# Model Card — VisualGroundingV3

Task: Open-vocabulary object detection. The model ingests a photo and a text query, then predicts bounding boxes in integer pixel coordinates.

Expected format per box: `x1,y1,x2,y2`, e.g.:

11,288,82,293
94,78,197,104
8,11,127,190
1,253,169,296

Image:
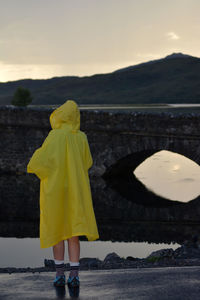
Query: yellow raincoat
27,100,99,248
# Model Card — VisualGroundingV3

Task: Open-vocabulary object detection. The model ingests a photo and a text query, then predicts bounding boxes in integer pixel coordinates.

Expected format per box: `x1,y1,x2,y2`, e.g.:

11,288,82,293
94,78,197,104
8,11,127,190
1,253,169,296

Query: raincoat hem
40,232,99,249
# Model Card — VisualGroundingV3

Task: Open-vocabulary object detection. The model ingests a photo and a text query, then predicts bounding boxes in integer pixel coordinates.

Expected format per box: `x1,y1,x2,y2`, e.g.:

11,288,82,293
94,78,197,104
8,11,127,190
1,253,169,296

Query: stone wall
0,106,200,242
1,106,200,175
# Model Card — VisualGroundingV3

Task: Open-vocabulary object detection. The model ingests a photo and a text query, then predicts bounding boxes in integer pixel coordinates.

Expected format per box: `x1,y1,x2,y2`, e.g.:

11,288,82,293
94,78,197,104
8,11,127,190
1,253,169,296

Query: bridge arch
1,107,200,225
101,134,200,207
101,133,200,177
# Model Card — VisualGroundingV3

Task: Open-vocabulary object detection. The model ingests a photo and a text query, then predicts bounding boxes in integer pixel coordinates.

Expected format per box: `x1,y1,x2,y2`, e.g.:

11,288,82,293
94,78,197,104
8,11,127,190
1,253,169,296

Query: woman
27,100,99,287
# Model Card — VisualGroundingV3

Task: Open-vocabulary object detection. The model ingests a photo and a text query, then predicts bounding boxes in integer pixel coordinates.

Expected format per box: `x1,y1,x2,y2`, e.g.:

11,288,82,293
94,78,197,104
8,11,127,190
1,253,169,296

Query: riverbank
1,241,200,274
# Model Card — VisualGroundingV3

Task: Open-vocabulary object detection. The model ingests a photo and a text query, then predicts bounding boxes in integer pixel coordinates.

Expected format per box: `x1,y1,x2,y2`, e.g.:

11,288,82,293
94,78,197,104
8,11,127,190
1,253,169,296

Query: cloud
136,53,162,60
0,62,66,82
0,60,139,82
166,32,180,40
179,178,195,182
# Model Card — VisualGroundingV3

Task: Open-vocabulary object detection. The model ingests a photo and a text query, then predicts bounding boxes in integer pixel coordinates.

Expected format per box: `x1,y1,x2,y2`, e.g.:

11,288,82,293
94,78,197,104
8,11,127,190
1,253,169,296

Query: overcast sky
0,0,200,82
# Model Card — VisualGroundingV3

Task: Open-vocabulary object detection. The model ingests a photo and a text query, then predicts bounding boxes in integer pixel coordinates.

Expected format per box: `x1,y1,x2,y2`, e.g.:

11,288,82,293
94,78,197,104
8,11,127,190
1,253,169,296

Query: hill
0,53,200,105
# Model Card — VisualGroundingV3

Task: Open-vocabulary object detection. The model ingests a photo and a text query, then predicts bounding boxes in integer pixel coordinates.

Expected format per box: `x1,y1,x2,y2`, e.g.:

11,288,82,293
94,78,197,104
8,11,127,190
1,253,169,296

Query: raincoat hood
50,100,80,132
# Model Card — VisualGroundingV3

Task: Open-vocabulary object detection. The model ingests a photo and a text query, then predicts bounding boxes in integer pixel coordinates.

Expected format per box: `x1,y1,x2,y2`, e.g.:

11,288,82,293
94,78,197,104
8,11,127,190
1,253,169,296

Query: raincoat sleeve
85,135,93,170
27,130,56,180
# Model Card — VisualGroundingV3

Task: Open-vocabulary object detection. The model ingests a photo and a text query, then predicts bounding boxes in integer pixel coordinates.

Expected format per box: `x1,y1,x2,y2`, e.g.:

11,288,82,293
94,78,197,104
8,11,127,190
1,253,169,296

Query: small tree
11,87,32,107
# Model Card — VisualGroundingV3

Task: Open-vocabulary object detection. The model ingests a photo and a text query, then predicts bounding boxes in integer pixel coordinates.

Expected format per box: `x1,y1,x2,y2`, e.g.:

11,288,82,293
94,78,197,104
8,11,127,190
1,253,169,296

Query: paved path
0,266,200,299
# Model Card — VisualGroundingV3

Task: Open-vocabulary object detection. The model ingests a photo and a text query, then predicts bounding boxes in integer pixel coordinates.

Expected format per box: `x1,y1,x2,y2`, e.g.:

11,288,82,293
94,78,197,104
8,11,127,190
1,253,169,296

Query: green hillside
0,53,200,105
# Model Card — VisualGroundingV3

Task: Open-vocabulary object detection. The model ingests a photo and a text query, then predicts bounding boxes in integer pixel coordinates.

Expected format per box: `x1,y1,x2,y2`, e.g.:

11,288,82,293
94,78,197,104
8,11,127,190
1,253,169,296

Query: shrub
11,87,32,106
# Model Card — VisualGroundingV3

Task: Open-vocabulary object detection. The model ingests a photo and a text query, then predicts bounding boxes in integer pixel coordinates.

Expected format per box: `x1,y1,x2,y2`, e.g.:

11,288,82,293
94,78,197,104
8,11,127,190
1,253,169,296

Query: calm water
0,238,179,268
1,103,199,268
1,149,199,268
80,103,200,111
27,103,200,113
134,150,200,202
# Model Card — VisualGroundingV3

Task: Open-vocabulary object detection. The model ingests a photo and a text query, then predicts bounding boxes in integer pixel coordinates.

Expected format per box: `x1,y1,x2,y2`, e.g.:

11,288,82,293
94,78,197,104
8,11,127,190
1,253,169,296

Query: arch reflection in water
134,150,200,203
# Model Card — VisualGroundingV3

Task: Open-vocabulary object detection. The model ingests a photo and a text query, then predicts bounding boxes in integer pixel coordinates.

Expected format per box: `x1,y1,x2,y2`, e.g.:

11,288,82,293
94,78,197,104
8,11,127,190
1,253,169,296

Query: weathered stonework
0,106,200,243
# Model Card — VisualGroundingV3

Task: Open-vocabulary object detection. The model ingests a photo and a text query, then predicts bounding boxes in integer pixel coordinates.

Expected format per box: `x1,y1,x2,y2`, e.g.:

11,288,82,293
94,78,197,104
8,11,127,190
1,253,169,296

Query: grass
147,256,162,263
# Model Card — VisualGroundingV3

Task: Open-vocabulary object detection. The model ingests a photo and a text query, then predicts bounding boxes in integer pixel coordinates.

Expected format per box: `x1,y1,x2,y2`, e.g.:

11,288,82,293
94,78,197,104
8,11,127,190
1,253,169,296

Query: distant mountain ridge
114,53,194,73
0,52,200,105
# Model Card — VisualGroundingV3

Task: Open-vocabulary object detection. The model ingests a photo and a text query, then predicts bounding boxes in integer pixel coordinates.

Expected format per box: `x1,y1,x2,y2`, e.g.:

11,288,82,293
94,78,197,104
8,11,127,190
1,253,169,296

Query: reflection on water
0,237,179,268
1,104,200,270
1,220,200,246
134,150,200,202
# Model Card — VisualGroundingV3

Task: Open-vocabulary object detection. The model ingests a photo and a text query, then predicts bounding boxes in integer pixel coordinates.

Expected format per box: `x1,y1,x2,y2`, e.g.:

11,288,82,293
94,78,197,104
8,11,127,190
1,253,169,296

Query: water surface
134,150,200,202
0,238,179,268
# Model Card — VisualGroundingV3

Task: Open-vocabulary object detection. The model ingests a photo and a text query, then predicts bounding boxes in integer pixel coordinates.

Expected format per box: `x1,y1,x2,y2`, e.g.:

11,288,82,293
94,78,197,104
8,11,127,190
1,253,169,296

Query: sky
0,0,200,82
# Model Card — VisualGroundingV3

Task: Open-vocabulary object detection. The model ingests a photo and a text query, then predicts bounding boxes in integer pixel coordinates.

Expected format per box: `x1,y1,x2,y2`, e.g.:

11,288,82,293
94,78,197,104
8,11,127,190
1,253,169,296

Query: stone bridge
0,106,200,244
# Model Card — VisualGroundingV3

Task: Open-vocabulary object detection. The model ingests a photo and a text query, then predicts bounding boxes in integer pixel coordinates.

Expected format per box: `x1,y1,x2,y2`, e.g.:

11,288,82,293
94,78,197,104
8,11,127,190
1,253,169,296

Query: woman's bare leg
67,236,80,262
53,240,65,260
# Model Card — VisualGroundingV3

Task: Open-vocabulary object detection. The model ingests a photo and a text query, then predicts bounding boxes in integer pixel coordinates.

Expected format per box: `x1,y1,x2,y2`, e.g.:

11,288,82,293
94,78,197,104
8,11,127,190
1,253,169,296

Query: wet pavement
0,266,200,299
